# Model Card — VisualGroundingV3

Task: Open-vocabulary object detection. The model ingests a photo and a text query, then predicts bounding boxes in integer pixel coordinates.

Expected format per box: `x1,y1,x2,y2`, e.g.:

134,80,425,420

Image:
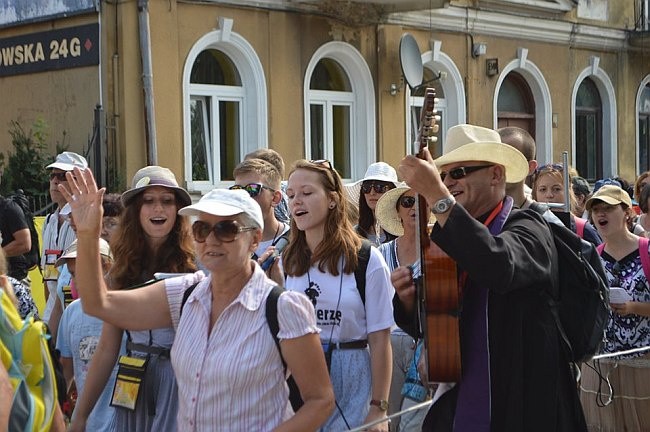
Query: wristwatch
431,195,456,214
370,399,389,411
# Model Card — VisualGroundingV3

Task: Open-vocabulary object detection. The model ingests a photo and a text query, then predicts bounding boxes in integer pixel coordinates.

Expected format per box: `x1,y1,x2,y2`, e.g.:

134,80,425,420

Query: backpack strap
596,243,605,255
179,282,200,317
354,240,372,307
575,217,587,239
639,237,650,281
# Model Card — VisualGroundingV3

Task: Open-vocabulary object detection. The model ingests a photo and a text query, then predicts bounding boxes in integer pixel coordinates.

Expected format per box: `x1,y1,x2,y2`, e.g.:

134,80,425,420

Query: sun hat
46,151,88,171
178,188,264,230
434,124,528,183
56,238,112,267
375,187,411,236
585,184,632,211
344,162,400,205
121,166,192,207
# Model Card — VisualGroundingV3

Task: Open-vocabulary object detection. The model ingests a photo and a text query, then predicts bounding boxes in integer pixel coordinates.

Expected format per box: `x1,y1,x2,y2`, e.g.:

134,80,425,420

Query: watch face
433,197,453,214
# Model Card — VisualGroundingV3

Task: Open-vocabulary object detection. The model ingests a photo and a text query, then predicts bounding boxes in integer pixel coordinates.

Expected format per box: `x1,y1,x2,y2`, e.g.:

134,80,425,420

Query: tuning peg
434,115,441,122
432,125,439,133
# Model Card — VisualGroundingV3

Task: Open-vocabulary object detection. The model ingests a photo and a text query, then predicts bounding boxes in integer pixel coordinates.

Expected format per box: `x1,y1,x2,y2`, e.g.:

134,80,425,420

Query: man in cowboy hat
392,124,586,432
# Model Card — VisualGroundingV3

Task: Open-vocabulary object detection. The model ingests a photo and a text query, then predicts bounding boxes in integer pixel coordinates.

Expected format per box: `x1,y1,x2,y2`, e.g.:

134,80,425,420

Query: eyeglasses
229,183,275,198
535,163,564,173
399,195,416,208
49,172,68,181
440,165,493,182
361,182,394,194
192,220,257,243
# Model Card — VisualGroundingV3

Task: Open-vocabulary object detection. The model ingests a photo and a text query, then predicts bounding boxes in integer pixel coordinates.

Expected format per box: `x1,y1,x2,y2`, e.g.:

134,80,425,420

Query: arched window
190,50,243,183
304,42,375,181
182,23,268,192
410,68,445,157
308,59,353,178
639,84,650,172
497,72,535,139
575,78,603,182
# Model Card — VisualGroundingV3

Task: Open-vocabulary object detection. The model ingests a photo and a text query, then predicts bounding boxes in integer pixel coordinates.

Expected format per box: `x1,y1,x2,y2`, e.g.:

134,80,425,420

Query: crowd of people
1,123,649,431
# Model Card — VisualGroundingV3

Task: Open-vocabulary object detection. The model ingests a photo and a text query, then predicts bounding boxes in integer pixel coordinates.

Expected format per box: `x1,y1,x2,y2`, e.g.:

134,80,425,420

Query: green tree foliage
0,119,62,211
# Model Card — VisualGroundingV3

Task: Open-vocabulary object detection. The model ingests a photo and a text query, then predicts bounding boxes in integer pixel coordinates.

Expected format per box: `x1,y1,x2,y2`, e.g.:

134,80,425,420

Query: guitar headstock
416,88,440,158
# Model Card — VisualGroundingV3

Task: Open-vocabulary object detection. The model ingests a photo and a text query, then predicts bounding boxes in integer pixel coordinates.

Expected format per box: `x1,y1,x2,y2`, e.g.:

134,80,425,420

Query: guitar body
414,89,462,383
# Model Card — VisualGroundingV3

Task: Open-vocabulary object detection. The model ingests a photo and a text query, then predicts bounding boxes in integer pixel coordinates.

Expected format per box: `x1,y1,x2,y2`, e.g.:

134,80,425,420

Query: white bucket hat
47,151,88,171
178,189,264,230
344,162,400,206
121,166,192,207
434,124,529,183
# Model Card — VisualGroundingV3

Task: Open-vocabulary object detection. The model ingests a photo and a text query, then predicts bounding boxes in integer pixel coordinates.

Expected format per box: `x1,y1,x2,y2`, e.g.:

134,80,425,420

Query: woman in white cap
579,185,650,431
284,159,394,431
60,168,334,431
375,187,428,432
69,166,196,432
346,162,400,246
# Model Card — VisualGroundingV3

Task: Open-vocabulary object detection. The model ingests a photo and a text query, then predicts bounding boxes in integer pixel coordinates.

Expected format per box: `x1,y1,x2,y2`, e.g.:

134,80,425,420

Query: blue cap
593,178,621,194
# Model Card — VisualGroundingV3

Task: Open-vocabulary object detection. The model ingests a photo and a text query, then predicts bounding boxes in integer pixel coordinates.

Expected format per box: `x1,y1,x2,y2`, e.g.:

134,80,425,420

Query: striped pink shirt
166,265,319,431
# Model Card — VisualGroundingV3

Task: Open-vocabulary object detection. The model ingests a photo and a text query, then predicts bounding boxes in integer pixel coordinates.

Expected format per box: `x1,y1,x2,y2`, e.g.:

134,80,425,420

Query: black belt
323,339,368,350
126,341,171,358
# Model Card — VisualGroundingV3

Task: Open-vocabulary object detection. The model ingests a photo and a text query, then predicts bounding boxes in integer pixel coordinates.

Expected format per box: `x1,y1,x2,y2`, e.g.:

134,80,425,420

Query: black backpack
1,190,40,270
529,203,610,363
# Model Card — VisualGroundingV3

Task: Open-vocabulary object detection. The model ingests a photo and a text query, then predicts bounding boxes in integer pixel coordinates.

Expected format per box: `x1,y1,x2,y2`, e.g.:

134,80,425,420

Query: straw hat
56,238,112,267
434,124,529,183
122,166,192,207
375,187,411,236
344,162,400,206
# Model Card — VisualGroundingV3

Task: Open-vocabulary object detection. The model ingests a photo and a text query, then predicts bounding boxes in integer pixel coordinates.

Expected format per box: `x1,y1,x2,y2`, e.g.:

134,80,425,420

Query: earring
329,203,336,209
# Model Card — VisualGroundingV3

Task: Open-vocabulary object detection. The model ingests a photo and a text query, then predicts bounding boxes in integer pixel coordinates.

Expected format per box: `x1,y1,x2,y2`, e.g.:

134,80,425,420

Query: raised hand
57,167,105,237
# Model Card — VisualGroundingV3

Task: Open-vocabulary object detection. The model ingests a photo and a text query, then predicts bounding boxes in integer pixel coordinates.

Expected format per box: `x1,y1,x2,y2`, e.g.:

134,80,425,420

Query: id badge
110,355,148,411
44,249,62,281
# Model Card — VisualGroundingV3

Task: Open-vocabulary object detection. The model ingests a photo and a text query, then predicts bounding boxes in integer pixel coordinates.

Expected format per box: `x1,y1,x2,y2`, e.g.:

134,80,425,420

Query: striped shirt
166,265,319,431
41,208,76,322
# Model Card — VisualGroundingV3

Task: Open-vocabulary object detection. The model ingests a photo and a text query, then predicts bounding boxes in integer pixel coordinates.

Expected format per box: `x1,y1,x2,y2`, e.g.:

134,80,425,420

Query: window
182,23,268,192
410,68,445,158
304,42,375,181
189,50,243,183
639,84,650,172
497,72,535,139
307,59,354,179
575,78,603,182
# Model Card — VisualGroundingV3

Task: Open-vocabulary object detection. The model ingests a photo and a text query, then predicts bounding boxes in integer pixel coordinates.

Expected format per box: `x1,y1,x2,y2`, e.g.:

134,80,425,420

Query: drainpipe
138,0,157,165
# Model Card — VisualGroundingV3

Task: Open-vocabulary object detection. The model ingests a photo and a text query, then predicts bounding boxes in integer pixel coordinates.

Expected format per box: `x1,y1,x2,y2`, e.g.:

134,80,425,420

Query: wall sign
0,23,99,77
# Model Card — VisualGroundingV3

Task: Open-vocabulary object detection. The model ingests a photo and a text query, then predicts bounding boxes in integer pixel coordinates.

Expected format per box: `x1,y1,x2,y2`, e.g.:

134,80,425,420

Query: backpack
596,237,650,280
529,203,610,363
0,288,58,431
1,190,41,270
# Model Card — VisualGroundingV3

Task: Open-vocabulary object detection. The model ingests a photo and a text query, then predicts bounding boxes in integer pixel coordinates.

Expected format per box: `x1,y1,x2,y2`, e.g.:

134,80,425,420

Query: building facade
0,0,648,193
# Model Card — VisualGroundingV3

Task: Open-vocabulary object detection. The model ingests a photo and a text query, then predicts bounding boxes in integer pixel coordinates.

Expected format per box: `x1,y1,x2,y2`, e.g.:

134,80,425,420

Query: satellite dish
399,33,423,90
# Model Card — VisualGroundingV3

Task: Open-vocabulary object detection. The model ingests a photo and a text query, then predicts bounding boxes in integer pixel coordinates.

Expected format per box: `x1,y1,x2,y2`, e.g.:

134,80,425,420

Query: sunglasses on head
310,159,334,171
192,220,257,243
361,182,394,194
440,165,493,182
49,172,69,181
229,183,275,198
535,163,564,173
399,195,416,209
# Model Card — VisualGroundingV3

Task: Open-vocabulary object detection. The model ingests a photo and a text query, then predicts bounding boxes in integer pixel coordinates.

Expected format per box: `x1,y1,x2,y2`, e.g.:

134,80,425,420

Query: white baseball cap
178,189,264,230
47,151,88,171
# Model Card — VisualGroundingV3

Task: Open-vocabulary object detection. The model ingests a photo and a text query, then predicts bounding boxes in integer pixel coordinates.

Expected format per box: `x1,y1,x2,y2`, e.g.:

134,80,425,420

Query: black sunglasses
399,195,416,208
361,182,394,194
440,165,493,182
229,183,275,198
49,172,68,181
192,220,257,243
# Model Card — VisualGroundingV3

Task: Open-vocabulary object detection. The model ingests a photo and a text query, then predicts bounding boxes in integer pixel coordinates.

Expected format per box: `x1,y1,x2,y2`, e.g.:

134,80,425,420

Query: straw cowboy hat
122,166,192,207
375,186,436,236
434,124,529,183
344,162,400,206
